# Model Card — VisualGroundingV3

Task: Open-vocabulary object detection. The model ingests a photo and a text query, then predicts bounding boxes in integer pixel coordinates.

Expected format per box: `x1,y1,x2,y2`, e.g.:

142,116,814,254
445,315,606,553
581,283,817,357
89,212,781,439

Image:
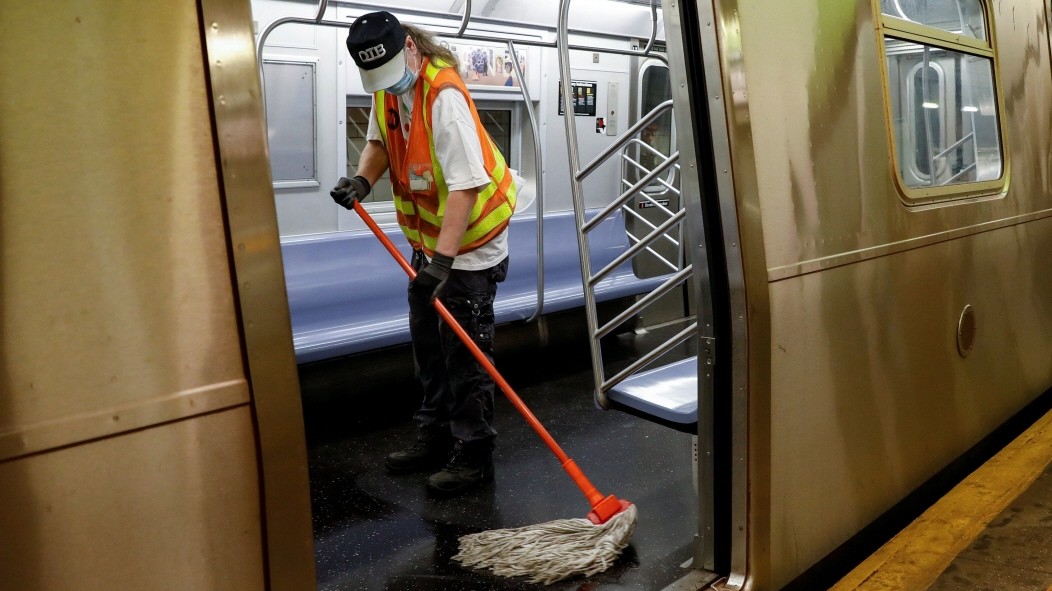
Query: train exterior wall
713,0,1052,587
0,1,314,588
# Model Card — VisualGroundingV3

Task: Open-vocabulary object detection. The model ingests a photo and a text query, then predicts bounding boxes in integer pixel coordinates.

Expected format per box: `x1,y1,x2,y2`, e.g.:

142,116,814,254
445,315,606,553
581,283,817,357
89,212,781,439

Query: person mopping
335,11,637,583
332,11,518,498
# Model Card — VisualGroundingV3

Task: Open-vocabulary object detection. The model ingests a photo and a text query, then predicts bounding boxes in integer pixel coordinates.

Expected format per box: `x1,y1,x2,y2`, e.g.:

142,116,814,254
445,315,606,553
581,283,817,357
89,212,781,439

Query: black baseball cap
346,11,407,93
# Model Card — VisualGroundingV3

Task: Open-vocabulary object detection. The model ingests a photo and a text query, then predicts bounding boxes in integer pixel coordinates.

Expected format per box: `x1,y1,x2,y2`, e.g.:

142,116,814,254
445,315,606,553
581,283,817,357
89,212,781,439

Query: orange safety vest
374,58,516,256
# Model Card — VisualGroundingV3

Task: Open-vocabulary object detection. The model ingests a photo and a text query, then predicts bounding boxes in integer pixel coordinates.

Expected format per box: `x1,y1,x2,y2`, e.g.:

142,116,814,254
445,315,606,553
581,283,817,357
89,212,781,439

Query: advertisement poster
558,80,598,116
439,39,527,89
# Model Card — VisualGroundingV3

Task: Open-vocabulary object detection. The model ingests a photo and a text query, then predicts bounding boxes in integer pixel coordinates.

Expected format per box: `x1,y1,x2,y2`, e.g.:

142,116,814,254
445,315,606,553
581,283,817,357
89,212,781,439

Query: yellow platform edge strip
831,408,1052,591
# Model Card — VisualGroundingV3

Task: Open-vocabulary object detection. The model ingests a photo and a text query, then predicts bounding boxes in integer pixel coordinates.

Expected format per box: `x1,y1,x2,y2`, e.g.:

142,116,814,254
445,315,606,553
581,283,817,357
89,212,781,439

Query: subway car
2,0,1050,590
254,0,683,363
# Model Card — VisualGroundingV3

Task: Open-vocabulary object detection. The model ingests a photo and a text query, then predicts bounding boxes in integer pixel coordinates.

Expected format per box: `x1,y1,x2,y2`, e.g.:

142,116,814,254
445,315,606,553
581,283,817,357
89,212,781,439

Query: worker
332,11,518,498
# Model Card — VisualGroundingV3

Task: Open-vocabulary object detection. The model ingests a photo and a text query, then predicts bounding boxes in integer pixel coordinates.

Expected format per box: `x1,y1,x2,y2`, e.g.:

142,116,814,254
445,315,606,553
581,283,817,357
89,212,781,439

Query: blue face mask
386,64,417,96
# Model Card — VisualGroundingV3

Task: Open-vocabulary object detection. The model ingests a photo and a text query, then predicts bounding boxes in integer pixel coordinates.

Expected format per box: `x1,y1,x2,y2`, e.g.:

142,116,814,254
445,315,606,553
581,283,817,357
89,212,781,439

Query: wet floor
300,323,699,591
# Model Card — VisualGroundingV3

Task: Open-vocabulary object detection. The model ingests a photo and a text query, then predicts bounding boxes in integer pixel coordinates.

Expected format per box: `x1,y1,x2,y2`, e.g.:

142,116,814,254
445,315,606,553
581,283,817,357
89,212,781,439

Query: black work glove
330,175,371,209
410,253,454,303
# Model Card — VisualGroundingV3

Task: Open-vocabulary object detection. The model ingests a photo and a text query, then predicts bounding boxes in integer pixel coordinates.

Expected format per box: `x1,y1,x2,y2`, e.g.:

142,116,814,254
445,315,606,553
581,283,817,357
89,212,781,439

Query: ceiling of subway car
330,0,665,39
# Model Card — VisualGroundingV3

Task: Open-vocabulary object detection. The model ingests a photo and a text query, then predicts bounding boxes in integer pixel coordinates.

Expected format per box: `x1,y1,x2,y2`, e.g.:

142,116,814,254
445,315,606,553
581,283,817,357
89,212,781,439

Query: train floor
299,314,1052,591
832,396,1052,591
299,322,700,591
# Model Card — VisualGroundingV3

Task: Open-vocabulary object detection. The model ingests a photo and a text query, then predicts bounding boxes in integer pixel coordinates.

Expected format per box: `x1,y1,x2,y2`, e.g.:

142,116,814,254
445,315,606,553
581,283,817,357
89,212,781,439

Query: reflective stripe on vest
374,57,516,255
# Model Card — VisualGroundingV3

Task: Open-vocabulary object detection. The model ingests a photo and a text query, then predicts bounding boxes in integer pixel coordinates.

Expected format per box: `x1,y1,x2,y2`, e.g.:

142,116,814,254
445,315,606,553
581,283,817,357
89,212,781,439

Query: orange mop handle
352,202,622,517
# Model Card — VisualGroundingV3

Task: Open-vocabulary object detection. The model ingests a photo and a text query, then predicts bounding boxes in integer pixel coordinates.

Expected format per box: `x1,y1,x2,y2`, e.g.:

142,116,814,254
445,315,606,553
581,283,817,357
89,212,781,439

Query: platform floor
834,404,1052,591
299,328,700,591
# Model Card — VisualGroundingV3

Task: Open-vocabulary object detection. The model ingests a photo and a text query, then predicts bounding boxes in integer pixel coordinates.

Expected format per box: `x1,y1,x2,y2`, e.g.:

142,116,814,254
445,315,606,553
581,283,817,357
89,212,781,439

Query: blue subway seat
282,210,668,364
607,356,698,425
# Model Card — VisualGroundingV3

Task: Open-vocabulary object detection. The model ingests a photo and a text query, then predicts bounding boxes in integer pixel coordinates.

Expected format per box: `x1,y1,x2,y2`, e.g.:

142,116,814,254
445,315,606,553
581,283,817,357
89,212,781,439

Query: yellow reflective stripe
473,186,494,217
490,158,507,181
426,129,450,217
400,226,422,243
415,205,442,227
461,203,514,245
473,176,517,219
449,177,515,224
506,181,518,208
478,184,496,201
393,197,416,216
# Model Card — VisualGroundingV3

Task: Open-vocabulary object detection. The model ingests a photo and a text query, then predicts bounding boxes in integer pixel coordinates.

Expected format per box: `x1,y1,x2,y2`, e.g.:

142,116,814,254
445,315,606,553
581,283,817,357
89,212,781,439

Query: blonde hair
402,24,460,71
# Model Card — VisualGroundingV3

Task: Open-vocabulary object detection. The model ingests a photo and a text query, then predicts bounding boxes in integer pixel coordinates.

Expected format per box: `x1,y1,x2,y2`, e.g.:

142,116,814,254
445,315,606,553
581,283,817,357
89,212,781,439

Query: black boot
426,440,494,498
385,425,454,474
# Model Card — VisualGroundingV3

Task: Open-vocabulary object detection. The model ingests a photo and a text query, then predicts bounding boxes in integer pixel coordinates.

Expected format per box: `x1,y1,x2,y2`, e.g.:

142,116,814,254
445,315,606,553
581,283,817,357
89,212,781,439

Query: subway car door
625,54,680,281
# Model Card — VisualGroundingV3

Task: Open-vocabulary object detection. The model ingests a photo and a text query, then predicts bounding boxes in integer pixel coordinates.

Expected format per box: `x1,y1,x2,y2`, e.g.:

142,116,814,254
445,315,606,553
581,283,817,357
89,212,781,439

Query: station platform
834,403,1052,591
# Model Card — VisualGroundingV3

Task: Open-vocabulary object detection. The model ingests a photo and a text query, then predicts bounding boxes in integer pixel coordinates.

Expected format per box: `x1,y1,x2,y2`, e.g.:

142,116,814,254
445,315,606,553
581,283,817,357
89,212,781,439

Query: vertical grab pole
557,0,608,408
454,0,548,323
507,39,547,323
312,0,328,22
455,0,472,37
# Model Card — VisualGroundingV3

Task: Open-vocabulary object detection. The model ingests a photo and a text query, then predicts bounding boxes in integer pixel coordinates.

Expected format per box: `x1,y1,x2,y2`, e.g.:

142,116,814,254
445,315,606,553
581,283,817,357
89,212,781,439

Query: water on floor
300,324,699,591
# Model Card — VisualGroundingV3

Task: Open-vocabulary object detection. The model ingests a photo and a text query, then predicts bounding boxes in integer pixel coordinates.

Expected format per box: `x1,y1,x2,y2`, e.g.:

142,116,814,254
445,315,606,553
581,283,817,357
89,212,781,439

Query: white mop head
452,504,638,584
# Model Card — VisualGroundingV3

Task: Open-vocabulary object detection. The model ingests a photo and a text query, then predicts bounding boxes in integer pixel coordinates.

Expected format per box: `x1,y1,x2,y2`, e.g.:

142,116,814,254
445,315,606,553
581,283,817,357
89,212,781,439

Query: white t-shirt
367,88,517,271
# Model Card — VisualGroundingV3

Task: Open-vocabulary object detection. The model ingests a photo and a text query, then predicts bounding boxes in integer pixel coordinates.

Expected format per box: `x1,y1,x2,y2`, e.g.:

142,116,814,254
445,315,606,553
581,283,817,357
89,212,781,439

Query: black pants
408,253,509,444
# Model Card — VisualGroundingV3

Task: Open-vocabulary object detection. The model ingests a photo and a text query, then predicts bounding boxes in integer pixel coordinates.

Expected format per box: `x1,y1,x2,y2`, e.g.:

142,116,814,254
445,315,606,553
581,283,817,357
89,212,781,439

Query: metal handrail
627,136,677,161
623,195,681,231
623,234,680,274
456,0,472,37
641,0,659,55
596,266,692,338
618,136,683,268
507,38,547,323
945,162,978,184
623,137,682,183
256,11,668,74
557,0,606,406
620,158,681,215
313,0,329,22
590,209,685,285
558,0,697,409
933,131,975,161
623,206,682,251
578,100,675,180
631,187,682,217
621,156,679,195
629,136,682,170
601,322,698,392
440,5,545,322
624,223,681,271
582,152,680,233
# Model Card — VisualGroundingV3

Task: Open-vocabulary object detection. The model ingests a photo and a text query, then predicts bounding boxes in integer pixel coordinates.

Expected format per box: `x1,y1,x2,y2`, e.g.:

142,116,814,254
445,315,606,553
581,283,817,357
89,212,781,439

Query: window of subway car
346,105,513,206
877,0,1005,202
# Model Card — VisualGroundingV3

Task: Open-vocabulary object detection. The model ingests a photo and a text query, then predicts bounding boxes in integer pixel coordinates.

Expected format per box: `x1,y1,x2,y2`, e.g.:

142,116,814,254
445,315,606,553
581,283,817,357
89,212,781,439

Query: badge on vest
408,169,434,192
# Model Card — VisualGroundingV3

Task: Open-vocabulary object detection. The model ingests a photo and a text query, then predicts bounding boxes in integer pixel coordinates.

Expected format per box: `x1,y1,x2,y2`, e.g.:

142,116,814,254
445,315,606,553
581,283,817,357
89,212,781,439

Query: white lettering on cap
358,43,386,63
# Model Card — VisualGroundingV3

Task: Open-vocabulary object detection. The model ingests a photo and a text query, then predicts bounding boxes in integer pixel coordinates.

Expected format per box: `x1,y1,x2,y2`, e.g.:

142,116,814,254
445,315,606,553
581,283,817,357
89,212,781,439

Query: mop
352,202,637,584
